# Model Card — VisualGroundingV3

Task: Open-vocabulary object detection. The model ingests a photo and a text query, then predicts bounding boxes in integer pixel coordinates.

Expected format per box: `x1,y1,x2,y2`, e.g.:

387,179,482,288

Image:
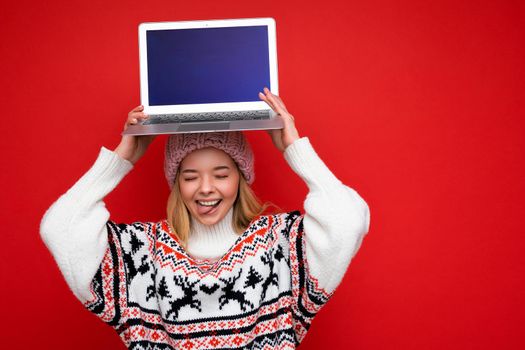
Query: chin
197,217,219,226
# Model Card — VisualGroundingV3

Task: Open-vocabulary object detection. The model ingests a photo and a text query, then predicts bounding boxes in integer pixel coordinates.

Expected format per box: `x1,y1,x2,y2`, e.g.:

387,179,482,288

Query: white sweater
40,137,370,304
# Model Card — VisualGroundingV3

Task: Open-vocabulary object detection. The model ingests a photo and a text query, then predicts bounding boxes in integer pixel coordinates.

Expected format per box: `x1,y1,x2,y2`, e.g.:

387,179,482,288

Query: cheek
178,182,196,203
222,177,240,199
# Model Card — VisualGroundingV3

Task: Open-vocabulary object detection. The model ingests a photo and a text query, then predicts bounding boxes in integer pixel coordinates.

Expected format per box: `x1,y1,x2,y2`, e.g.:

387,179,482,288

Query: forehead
180,147,236,170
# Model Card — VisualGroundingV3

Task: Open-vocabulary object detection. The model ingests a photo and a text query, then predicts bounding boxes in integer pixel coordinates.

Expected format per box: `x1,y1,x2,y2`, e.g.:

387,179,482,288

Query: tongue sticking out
197,201,221,215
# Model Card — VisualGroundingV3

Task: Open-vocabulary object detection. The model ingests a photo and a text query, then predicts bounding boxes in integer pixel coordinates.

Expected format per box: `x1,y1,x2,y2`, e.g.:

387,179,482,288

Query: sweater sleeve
39,147,134,305
283,137,371,295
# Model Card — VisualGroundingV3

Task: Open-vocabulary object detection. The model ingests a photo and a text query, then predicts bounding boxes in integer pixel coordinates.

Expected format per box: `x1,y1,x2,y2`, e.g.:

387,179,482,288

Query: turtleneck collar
186,207,241,262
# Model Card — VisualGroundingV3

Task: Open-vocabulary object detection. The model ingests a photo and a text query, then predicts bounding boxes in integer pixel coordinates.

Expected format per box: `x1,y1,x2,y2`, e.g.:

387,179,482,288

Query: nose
198,175,216,195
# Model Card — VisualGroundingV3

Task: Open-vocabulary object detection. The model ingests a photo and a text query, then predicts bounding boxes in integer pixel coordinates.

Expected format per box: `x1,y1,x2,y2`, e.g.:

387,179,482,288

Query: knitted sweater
40,137,370,349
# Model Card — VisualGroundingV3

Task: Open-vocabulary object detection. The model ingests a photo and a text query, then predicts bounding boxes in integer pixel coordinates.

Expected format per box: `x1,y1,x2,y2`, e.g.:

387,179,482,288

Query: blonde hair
166,167,280,248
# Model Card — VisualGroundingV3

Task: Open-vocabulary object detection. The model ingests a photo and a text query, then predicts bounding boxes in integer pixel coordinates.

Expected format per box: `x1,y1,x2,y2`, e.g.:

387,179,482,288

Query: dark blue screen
146,26,271,105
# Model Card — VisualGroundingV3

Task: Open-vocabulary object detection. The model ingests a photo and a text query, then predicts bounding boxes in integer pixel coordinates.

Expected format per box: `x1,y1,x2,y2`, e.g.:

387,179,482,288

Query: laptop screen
146,26,271,106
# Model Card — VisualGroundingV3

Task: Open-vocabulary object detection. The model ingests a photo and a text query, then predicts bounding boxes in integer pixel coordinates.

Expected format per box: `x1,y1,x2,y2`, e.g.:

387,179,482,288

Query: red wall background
1,0,524,348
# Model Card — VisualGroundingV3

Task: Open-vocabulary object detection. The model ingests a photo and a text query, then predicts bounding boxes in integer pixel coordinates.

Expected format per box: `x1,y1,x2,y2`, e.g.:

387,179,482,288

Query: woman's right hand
114,105,157,165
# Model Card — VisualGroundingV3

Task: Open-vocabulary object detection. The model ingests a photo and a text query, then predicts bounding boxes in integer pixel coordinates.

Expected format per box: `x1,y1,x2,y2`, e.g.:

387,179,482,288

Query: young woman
40,88,370,349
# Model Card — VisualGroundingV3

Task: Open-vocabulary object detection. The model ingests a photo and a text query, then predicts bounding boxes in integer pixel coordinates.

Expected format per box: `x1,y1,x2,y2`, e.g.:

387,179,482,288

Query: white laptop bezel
138,18,278,115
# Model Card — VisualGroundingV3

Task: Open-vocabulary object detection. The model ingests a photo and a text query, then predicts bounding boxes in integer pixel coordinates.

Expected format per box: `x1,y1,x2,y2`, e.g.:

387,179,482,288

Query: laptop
123,18,284,136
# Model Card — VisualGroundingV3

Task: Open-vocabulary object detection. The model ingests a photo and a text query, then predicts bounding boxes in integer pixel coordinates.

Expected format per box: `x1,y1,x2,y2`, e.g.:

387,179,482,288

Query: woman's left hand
259,87,300,153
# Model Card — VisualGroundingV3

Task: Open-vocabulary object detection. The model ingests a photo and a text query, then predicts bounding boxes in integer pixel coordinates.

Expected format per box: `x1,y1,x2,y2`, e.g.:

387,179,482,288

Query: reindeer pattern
117,214,299,322
165,276,202,319
152,242,292,321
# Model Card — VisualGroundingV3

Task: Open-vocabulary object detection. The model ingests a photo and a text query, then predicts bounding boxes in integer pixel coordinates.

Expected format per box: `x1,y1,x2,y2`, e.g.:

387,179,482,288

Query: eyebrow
181,166,231,174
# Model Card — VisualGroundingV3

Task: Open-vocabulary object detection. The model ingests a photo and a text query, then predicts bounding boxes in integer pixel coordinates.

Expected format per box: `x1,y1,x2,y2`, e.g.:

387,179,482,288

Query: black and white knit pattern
84,211,332,349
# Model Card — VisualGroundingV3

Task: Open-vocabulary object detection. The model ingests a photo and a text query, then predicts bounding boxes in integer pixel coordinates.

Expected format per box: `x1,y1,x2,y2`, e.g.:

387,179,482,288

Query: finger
264,88,288,113
259,92,278,111
129,111,149,119
127,117,142,125
263,88,287,116
264,87,286,109
128,112,148,124
128,106,144,119
271,95,292,120
260,90,281,114
274,96,289,113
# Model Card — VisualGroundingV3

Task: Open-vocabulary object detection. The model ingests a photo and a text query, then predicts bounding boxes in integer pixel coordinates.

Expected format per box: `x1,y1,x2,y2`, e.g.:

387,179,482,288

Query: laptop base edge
121,118,285,136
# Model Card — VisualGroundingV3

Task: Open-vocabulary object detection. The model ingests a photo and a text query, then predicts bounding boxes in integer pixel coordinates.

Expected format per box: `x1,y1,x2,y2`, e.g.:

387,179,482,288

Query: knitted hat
164,131,255,190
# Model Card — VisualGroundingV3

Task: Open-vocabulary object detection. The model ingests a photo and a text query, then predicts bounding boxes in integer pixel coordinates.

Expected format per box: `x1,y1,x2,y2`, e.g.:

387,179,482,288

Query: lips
196,199,221,206
196,199,222,215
